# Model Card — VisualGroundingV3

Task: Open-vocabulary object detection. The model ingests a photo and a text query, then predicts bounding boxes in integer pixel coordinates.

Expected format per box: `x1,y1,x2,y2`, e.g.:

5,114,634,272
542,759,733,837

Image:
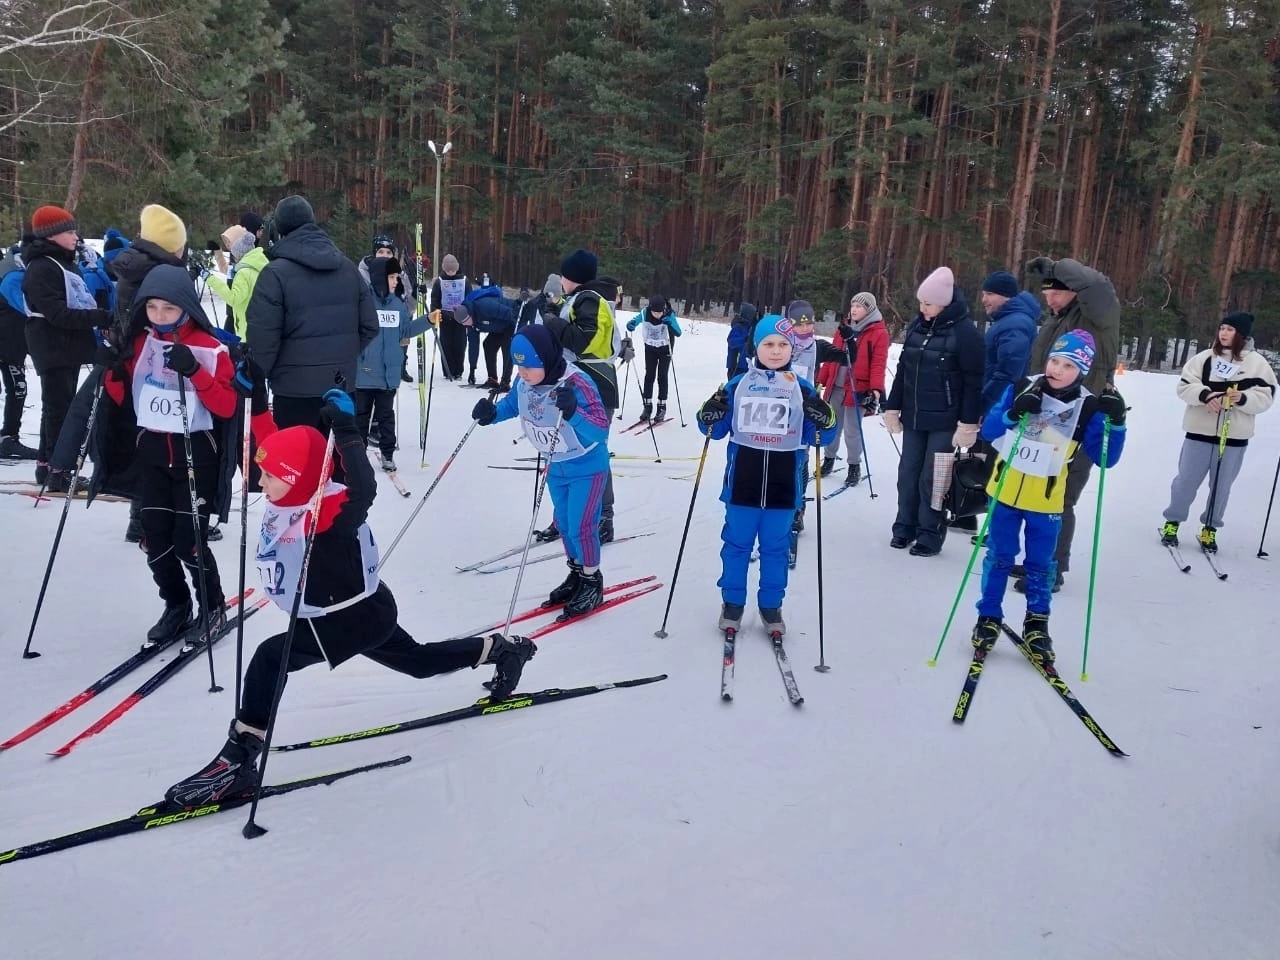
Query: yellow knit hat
139,204,187,257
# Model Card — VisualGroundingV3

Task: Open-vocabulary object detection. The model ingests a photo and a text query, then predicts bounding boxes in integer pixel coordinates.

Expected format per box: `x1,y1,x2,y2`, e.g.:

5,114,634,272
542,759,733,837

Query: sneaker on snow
145,600,193,647
718,603,745,631
165,720,264,808
559,569,604,620
0,435,38,460
544,560,582,607
1198,526,1218,553
484,635,537,700
759,607,786,637
971,616,1001,652
1160,521,1180,546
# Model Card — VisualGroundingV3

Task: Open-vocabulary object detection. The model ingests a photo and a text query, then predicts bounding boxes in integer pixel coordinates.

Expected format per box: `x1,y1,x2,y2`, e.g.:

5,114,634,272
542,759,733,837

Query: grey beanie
851,291,877,313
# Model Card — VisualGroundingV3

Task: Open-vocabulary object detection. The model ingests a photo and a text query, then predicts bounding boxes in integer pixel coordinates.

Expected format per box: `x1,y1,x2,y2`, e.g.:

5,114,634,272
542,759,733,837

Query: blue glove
233,358,269,415
322,388,355,416
554,385,578,418
472,398,497,425
321,388,357,432
163,342,200,377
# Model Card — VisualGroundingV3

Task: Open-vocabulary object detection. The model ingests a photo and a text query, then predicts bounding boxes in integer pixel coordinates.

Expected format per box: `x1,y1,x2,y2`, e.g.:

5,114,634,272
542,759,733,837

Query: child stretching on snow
471,324,612,618
625,295,681,422
696,315,837,636
165,386,535,807
971,329,1126,667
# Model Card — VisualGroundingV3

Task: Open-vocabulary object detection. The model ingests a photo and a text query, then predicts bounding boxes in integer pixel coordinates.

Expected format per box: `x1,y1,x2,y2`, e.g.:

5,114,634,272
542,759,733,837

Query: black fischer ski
998,624,1127,757
720,628,736,701
272,675,669,752
0,755,411,867
952,644,992,723
769,631,804,705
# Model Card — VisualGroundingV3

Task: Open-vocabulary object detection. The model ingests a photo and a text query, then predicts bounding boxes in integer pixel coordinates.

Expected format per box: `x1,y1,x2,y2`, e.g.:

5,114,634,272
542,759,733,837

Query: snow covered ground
2,310,1279,960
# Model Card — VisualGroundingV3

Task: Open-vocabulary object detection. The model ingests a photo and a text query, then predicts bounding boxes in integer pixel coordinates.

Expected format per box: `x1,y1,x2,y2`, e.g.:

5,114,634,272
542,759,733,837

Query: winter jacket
205,246,268,340
981,291,1039,414
726,303,758,378
543,278,621,408
817,315,889,406
429,272,472,311
110,239,185,336
0,252,29,363
359,254,416,305
463,285,517,333
627,308,682,352
885,289,985,431
19,237,110,374
356,259,433,391
981,376,1125,513
49,366,137,500
490,368,612,478
1175,347,1277,445
78,253,116,313
246,223,378,398
1025,257,1121,396
698,361,838,511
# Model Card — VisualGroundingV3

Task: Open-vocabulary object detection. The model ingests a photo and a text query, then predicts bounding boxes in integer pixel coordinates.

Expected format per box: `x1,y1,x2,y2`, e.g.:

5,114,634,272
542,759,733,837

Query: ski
769,631,804,705
720,628,736,701
1,591,256,751
631,418,671,436
0,485,130,503
998,624,1126,757
272,676,668,753
1163,540,1192,573
1201,548,1228,581
451,575,658,639
476,532,655,574
0,755,411,867
952,644,992,723
456,540,538,572
533,581,664,636
788,529,799,569
617,418,653,435
384,470,411,497
48,598,271,758
822,484,854,501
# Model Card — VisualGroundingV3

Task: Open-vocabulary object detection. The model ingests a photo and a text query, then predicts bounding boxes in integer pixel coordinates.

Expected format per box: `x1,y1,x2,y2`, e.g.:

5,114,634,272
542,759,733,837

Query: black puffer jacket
19,237,109,373
886,287,985,431
247,223,378,397
110,239,185,337
0,249,26,363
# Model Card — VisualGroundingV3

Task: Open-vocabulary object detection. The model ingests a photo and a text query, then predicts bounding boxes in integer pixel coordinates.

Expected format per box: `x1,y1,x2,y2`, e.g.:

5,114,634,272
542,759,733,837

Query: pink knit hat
916,266,955,306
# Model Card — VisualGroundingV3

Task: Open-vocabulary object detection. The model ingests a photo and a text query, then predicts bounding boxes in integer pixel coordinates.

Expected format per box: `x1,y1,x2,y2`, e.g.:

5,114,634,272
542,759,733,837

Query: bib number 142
738,399,788,434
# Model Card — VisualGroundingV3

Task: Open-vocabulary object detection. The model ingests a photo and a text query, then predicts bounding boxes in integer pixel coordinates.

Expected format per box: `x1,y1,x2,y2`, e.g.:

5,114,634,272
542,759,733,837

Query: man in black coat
0,246,38,460
246,195,378,480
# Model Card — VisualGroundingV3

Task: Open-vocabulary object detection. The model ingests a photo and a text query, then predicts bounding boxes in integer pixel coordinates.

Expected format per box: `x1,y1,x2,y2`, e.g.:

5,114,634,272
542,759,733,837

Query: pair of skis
454,574,664,641
952,623,1126,757
617,417,670,436
720,624,803,706
455,532,653,574
1163,538,1227,581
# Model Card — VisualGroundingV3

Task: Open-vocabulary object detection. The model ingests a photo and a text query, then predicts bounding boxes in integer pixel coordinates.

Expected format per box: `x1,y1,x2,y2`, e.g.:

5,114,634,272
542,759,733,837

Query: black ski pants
483,327,514,384
1,359,28,438
641,345,672,401
37,366,79,463
136,456,223,609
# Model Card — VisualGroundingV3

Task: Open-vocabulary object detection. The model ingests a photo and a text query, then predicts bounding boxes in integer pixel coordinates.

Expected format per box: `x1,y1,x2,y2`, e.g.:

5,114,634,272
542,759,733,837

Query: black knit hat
240,212,264,234
1221,311,1255,339
273,195,315,237
559,248,598,284
648,295,667,313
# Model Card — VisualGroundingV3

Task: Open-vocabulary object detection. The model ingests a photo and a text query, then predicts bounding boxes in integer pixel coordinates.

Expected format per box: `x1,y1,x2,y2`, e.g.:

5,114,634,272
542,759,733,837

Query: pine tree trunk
1009,0,1060,267
65,40,106,210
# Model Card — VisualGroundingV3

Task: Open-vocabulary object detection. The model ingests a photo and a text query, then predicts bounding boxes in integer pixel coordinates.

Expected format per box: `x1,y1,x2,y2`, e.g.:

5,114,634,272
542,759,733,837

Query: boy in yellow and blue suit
973,329,1126,667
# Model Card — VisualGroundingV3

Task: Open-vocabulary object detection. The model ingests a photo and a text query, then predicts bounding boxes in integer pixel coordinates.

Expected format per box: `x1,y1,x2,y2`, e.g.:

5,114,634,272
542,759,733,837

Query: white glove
882,409,903,435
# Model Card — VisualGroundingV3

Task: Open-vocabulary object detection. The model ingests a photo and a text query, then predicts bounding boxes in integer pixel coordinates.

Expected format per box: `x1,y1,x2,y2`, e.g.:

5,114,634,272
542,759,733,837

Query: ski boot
1160,520,1180,546
206,520,223,542
820,456,837,478
380,455,397,472
640,400,653,422
484,634,537,701
718,602,745,631
791,510,804,534
0,435,38,460
845,463,861,487
482,377,500,392
1023,612,1055,670
1198,526,1218,553
598,515,615,544
533,522,561,543
760,607,786,638
467,369,477,386
184,600,228,651
165,720,264,808
971,616,1001,652
46,470,88,494
559,569,604,620
145,599,193,648
655,402,667,422
543,560,582,607
34,462,48,486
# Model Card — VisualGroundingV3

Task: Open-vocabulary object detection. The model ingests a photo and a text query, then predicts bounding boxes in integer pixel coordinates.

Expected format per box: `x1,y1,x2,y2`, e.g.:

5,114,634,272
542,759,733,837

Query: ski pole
380,392,495,570
243,430,336,839
1080,417,1112,681
645,402,663,463
1257,453,1280,559
669,352,686,426
1203,393,1234,539
851,389,876,499
928,416,1027,666
175,370,223,694
502,416,563,636
654,427,716,638
813,444,830,673
420,327,442,467
616,345,631,420
22,373,105,658
234,385,252,711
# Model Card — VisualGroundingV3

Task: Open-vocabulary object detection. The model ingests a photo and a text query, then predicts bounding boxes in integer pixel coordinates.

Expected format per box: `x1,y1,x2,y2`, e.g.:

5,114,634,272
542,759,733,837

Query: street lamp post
426,139,452,283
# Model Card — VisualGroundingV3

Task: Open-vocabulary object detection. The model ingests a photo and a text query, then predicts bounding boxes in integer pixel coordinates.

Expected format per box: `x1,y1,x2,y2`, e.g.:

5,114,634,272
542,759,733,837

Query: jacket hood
267,223,347,272
579,277,618,304
19,236,76,266
127,264,214,339
111,241,183,284
367,256,393,298
736,302,758,326
993,290,1042,324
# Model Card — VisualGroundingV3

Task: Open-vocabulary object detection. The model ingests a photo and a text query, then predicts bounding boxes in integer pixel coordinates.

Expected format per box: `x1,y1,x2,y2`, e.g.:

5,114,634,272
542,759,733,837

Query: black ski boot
0,435,38,460
718,602,745,631
655,402,667,422
1160,520,1180,546
46,470,88,494
544,560,582,607
791,510,804,534
820,456,836,477
640,400,653,422
484,634,537,700
598,515,615,544
145,599,192,648
165,720,264,808
971,616,1001,652
845,463,861,486
760,607,786,637
533,522,561,543
560,569,604,619
184,600,228,651
1023,612,1055,669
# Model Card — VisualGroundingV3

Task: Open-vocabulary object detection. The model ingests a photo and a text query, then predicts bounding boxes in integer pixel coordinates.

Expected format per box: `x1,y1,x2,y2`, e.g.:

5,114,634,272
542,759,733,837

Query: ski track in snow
2,304,1279,959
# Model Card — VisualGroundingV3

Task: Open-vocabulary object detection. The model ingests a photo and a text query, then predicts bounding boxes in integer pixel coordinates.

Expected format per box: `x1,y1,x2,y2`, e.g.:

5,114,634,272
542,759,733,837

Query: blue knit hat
1048,329,1095,378
511,325,566,382
102,227,129,262
981,270,1018,298
753,314,795,348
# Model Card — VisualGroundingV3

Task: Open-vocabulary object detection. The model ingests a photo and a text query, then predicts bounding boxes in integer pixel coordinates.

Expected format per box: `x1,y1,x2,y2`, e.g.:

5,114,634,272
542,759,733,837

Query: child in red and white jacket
102,265,238,646
816,291,888,486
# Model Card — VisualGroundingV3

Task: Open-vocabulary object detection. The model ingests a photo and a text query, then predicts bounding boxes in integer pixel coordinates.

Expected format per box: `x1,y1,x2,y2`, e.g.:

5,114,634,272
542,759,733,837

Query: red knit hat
31,205,78,239
254,426,328,507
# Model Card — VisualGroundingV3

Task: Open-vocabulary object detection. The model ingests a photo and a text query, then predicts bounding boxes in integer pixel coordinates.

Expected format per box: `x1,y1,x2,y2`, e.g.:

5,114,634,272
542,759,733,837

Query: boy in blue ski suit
697,315,837,635
472,324,612,619
972,329,1127,667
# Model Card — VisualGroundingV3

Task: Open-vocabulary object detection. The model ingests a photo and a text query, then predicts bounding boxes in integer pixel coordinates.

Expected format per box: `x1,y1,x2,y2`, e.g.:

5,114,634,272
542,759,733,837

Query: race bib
377,309,399,328
792,363,809,381
130,334,218,434
1211,358,1242,381
736,397,790,436
731,365,803,452
641,322,669,348
994,390,1083,478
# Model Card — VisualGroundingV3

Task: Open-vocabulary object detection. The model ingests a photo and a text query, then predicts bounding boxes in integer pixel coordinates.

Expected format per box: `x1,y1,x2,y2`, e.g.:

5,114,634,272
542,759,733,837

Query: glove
698,390,729,426
1009,387,1043,421
472,397,497,425
207,238,221,253
837,322,855,341
619,341,636,364
321,388,357,432
1098,388,1127,426
554,385,578,418
430,309,443,327
951,423,979,449
860,390,881,415
233,358,270,416
882,409,903,434
93,340,121,370
163,342,200,378
188,260,203,281
1025,256,1055,281
802,392,836,429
